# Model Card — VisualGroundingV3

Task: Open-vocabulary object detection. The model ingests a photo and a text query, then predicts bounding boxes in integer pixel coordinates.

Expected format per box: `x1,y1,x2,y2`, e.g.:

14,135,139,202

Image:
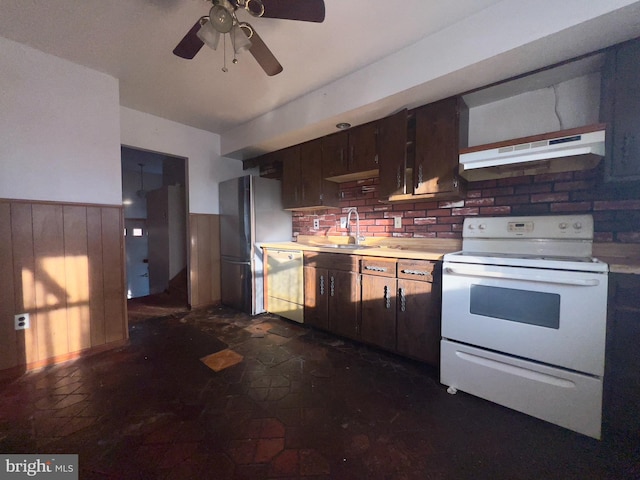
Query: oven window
470,285,560,329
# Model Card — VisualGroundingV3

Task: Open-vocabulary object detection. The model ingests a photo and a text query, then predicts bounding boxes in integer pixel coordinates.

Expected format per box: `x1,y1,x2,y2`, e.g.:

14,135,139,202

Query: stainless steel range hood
458,124,605,181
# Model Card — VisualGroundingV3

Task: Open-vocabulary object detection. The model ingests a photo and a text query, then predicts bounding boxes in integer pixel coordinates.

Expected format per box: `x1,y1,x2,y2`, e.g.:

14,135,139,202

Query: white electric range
440,214,609,439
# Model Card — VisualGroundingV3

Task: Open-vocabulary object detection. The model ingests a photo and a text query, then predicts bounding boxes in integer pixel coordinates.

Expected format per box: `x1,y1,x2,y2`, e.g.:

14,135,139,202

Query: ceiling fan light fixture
209,5,234,33
231,24,252,54
196,19,221,50
245,0,265,17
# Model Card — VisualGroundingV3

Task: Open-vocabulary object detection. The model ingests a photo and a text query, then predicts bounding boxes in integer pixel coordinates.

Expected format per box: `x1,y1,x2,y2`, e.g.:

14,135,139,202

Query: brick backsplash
292,167,640,243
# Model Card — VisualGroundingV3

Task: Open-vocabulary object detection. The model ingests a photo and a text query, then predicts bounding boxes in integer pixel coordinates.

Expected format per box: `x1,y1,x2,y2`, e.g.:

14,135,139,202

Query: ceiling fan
173,0,325,76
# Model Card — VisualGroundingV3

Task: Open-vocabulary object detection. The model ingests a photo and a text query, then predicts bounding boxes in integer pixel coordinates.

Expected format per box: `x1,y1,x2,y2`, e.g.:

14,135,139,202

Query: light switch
394,217,402,229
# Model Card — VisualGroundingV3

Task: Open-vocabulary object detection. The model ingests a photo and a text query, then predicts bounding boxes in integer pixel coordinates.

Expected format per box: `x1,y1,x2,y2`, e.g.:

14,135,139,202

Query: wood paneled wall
0,199,127,373
189,214,221,308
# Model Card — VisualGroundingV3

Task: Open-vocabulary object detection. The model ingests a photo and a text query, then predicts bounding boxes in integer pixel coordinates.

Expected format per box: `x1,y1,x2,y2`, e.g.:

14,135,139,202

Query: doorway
121,146,188,312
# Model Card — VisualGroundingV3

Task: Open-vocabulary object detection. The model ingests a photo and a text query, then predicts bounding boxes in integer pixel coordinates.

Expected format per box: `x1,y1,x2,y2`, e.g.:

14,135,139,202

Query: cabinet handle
330,276,335,297
384,285,391,309
350,145,355,169
365,265,387,272
399,287,406,312
417,164,423,187
374,153,379,165
401,269,430,277
396,166,402,189
320,275,325,296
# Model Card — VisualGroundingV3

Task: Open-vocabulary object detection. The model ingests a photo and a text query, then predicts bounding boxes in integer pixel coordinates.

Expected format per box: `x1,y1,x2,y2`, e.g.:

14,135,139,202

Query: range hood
458,124,605,181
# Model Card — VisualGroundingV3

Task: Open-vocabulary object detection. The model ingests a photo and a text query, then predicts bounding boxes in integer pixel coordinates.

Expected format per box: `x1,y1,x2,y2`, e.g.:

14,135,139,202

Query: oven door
441,261,608,376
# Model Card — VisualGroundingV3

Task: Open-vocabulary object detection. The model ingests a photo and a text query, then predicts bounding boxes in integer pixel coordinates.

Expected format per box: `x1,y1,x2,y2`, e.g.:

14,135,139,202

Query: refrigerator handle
222,259,251,266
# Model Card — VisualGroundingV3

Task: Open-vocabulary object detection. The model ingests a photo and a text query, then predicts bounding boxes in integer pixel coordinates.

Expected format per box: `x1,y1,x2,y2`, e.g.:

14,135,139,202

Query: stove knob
468,224,475,230
573,222,583,230
559,222,568,230
478,224,486,230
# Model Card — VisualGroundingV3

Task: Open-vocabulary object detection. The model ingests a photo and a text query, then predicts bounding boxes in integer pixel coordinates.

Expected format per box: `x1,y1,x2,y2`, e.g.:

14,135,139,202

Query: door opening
121,146,188,313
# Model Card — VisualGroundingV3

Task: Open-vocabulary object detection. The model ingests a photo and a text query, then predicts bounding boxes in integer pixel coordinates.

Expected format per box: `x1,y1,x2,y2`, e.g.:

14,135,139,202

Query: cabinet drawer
361,257,397,277
397,259,435,282
303,251,359,271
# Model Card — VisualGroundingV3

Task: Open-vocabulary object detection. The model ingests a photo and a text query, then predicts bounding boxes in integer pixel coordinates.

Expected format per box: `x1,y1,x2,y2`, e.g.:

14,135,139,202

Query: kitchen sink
321,244,373,250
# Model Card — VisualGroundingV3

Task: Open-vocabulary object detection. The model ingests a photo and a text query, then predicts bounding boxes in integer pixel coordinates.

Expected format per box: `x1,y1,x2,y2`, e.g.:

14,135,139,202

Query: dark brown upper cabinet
281,140,339,210
601,37,640,184
377,109,409,199
322,120,379,182
412,96,468,199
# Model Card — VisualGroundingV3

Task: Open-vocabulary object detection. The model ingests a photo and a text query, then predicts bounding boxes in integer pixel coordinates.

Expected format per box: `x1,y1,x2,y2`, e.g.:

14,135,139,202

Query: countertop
261,236,460,262
261,236,640,275
593,243,640,275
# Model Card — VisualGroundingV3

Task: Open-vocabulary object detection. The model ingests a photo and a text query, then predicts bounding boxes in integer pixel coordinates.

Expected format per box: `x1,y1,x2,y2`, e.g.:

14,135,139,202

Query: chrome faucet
346,207,364,245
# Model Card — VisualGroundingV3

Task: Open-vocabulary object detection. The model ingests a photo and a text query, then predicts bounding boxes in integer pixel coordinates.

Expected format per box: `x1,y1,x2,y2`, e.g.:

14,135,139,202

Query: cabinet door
322,131,349,178
349,121,379,174
378,109,408,199
604,273,640,435
299,139,324,207
414,97,466,196
602,39,640,182
328,270,360,340
360,274,397,351
280,146,301,209
397,278,439,365
304,266,329,330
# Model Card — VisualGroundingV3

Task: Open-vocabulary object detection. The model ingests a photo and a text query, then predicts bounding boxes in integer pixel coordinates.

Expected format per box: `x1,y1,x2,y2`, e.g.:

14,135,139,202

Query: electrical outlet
15,313,29,330
394,216,402,229
340,217,347,229
313,218,320,230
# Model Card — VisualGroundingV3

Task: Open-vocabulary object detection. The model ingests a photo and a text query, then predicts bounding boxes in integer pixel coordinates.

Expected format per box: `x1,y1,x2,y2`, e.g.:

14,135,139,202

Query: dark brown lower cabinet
360,257,398,351
303,265,328,330
396,279,438,364
303,252,440,366
328,270,360,340
359,257,440,366
604,273,640,438
303,252,360,340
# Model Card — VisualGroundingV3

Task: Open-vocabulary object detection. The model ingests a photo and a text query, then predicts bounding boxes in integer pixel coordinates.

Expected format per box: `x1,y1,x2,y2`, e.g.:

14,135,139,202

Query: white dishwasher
264,249,304,323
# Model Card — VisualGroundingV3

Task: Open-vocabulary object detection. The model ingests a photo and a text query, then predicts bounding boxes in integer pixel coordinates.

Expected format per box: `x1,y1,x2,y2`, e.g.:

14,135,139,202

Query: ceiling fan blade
261,0,325,22
244,24,283,76
173,19,205,59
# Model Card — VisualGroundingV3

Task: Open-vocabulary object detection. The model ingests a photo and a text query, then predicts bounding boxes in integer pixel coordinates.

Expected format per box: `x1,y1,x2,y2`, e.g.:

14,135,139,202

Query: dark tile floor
1,306,638,479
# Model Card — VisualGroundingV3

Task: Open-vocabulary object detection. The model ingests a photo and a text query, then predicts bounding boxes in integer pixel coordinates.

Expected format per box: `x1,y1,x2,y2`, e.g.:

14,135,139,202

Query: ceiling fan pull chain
231,26,238,64
222,34,228,72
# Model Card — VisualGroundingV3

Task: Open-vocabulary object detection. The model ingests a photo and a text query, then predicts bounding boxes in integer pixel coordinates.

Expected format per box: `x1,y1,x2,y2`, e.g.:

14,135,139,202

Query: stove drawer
440,340,603,439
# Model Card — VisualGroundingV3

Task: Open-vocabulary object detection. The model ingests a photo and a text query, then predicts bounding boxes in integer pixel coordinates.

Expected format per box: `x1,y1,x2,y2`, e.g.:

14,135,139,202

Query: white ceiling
2,0,640,159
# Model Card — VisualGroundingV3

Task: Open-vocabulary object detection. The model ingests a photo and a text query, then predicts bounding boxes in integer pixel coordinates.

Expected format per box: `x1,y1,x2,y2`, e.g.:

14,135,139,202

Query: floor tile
0,305,637,480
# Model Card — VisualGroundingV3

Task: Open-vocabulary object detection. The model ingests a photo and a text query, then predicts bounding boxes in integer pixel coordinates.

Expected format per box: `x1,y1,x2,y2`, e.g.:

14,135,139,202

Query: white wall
120,107,250,214
0,36,121,204
468,73,602,146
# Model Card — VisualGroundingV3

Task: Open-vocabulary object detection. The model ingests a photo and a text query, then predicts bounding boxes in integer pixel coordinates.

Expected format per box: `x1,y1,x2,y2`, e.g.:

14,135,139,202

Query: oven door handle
443,267,601,287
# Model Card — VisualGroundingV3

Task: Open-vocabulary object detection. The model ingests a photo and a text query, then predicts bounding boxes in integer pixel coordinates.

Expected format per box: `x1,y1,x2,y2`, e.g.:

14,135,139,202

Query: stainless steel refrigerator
219,175,292,315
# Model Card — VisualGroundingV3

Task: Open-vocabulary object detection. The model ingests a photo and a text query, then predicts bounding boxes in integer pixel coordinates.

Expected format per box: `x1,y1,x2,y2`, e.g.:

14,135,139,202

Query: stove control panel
463,214,594,239
507,221,534,233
